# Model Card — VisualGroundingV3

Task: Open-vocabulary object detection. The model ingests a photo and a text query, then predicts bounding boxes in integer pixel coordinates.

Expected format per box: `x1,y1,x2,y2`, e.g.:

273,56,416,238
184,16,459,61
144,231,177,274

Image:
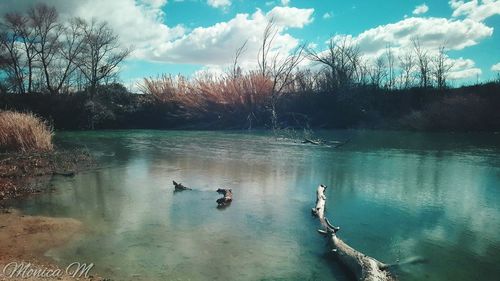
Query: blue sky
2,0,499,88
121,0,500,88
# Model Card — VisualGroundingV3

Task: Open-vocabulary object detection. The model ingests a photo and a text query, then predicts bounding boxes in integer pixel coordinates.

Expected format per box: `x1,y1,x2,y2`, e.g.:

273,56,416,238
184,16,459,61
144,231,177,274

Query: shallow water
10,130,500,281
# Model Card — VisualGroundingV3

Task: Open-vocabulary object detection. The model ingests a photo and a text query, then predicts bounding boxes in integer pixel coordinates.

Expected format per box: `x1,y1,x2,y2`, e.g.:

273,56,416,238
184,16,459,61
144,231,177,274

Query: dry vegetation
0,111,53,153
141,72,273,125
0,111,93,202
1,5,499,132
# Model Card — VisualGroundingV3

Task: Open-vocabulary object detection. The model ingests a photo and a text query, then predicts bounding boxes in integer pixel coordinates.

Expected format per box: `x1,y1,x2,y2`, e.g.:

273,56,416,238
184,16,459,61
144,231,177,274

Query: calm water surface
10,130,500,281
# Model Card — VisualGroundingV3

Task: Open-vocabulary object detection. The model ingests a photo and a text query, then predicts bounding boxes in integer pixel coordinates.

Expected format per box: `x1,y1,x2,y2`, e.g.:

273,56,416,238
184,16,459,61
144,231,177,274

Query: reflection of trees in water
45,131,500,280
319,148,500,280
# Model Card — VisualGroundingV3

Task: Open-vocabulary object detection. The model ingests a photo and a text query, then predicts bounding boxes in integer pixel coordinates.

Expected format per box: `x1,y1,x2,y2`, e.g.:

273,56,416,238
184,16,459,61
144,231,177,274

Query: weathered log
53,171,75,177
303,138,352,148
216,188,232,208
302,138,322,145
312,184,396,281
173,181,191,192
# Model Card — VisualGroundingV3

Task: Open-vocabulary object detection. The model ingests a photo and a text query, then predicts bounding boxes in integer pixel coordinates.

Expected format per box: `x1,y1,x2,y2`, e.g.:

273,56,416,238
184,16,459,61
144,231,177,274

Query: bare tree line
0,3,130,97
248,29,456,116
248,21,456,128
143,19,459,130
307,37,455,92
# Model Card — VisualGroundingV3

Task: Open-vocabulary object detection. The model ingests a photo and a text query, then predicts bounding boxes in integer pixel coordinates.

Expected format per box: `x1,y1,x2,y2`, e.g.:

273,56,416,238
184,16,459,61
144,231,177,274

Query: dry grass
141,73,273,118
0,111,53,152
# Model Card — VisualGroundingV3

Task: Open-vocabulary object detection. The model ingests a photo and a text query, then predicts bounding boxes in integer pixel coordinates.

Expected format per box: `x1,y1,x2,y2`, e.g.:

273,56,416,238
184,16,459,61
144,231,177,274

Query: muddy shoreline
0,209,103,281
0,149,93,202
0,150,100,280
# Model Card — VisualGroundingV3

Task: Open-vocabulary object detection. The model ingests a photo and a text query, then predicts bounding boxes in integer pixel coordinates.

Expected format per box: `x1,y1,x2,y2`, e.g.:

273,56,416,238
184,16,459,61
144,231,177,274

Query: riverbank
0,150,100,280
1,82,499,132
0,150,94,202
0,209,103,281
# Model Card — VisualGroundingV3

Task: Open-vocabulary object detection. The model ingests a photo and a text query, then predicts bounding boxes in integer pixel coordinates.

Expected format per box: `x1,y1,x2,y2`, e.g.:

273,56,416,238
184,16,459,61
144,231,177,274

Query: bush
0,111,53,152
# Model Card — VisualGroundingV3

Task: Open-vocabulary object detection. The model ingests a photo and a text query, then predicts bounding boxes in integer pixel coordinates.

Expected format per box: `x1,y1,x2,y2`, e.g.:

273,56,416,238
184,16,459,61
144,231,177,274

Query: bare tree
231,40,247,80
385,45,396,89
368,57,387,88
398,49,415,89
76,18,131,99
257,19,278,79
412,38,431,88
257,19,305,129
3,12,37,93
0,15,26,94
307,37,362,91
51,18,86,93
432,45,454,90
29,3,62,94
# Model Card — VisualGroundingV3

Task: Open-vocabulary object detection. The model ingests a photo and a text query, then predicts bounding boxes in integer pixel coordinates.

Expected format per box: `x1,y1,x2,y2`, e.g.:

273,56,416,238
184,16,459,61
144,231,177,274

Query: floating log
302,138,322,145
312,184,396,281
216,188,232,208
173,181,191,192
53,171,75,177
303,137,352,148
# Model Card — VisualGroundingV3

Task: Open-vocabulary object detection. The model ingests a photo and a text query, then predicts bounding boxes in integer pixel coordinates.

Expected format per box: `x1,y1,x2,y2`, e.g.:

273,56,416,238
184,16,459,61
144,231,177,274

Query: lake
9,130,500,281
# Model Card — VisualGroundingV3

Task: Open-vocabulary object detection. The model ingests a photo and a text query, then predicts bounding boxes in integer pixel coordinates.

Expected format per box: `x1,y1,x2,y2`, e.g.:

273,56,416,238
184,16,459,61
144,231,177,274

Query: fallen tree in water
312,184,396,281
173,181,191,192
216,188,232,208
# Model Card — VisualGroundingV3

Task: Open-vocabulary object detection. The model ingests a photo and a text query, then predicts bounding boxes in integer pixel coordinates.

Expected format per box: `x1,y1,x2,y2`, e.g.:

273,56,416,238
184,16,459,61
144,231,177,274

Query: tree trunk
27,59,32,93
312,185,396,281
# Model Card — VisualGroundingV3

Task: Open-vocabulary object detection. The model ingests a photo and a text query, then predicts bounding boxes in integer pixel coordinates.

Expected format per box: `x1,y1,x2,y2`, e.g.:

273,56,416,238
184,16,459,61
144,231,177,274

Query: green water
10,130,500,281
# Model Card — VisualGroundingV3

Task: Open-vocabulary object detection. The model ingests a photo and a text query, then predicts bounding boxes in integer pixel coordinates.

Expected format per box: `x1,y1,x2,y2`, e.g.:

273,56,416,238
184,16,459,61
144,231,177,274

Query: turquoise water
10,130,500,280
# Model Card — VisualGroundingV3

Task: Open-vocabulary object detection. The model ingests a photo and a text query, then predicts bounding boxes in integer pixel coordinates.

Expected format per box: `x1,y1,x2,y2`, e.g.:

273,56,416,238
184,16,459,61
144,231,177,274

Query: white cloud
0,1,313,67
207,0,231,9
492,62,500,72
324,17,491,80
267,6,314,28
332,17,493,61
307,42,318,49
323,12,332,19
281,0,290,6
0,0,185,60
448,57,482,79
413,3,429,15
449,0,500,21
193,65,226,79
147,7,314,65
142,0,168,8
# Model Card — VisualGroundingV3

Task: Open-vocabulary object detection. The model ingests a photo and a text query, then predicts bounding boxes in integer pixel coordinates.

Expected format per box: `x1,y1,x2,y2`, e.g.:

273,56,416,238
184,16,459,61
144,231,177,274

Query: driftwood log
216,188,232,208
303,138,352,148
53,171,75,177
312,184,396,281
303,138,322,145
173,181,191,192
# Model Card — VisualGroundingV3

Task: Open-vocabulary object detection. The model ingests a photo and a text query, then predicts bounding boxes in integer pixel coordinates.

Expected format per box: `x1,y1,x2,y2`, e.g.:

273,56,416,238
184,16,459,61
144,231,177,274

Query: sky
1,0,499,90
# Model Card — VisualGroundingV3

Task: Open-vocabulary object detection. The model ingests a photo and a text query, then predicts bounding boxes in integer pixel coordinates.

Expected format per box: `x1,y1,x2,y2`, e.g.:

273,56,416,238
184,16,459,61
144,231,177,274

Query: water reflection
12,130,500,281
